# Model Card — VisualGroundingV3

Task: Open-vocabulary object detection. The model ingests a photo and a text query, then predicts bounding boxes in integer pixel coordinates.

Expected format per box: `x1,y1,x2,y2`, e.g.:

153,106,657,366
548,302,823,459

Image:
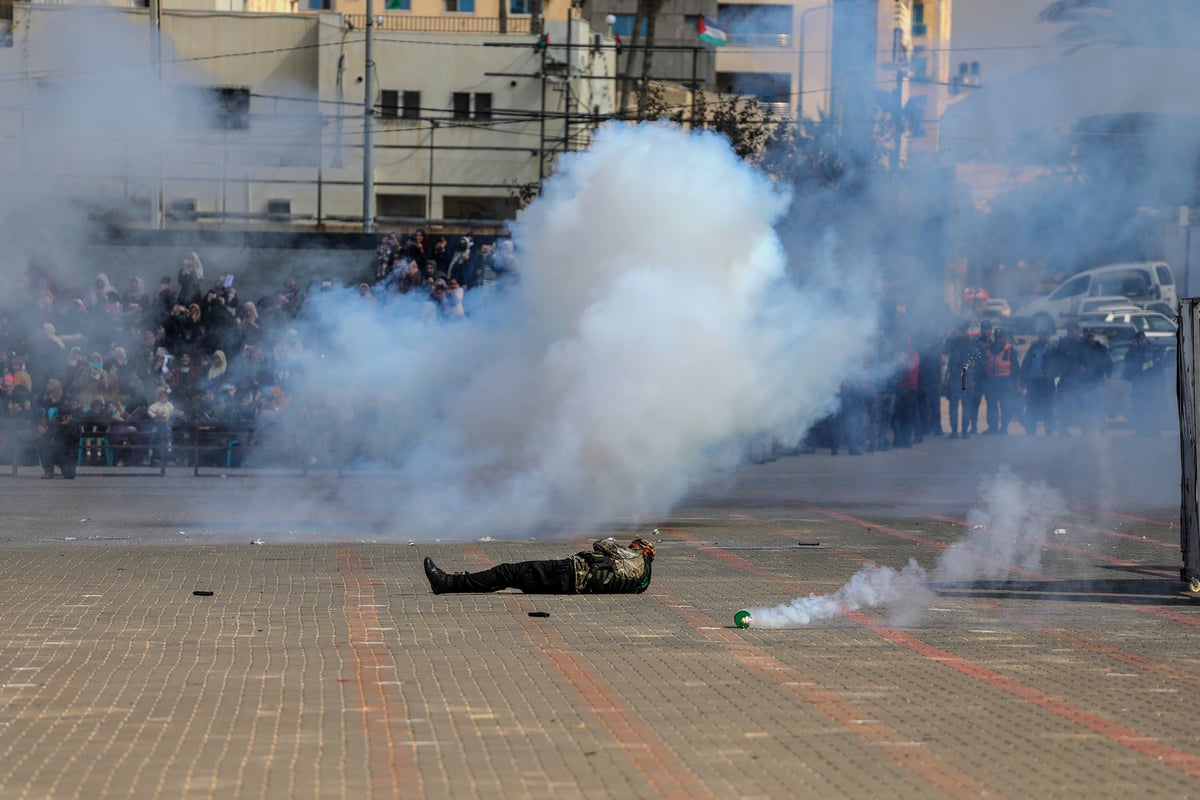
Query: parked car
1142,300,1178,320
979,298,1011,320
1014,261,1177,333
1074,295,1143,317
1076,310,1178,340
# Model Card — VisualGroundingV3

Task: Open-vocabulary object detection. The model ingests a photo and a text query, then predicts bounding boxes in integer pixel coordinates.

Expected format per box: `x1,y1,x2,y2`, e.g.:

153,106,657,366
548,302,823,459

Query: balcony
725,32,791,48
343,14,532,34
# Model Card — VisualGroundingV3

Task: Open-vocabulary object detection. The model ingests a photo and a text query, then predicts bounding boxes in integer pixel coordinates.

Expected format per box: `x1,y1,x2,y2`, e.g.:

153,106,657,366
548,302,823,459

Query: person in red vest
984,328,1017,434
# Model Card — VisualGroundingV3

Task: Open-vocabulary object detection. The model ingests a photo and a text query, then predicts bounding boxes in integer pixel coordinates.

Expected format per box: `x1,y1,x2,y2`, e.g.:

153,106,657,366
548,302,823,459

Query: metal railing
0,419,309,477
343,14,532,34
724,32,791,48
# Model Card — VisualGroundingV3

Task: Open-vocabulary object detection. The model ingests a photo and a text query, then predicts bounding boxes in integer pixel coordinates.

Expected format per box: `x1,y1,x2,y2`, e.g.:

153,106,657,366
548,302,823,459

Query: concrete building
0,0,615,229
569,0,956,158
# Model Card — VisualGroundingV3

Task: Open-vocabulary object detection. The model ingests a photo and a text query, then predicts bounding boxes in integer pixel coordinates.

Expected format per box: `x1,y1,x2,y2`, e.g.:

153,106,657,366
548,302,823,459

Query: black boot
424,557,466,594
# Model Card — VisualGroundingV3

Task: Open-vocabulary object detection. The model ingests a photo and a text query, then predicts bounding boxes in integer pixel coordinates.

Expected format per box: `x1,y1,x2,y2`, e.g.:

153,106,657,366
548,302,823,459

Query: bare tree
1039,0,1200,52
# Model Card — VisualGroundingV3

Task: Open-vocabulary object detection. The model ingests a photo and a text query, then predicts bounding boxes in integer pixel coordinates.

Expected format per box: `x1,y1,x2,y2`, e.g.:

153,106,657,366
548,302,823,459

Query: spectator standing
1121,331,1166,436
984,328,1017,434
891,334,921,447
37,378,78,479
177,252,205,308
146,388,180,466
942,319,980,439
429,236,451,278
1077,331,1112,435
915,334,943,438
1020,330,1056,435
1053,323,1085,434
445,236,477,287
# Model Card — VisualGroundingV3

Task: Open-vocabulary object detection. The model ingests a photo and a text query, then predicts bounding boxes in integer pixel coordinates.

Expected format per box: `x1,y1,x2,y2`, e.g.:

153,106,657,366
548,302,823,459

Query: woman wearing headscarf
124,276,148,308
202,349,228,391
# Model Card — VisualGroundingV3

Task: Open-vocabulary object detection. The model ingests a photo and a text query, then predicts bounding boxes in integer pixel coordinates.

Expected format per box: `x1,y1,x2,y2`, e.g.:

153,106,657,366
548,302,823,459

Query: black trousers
458,558,574,594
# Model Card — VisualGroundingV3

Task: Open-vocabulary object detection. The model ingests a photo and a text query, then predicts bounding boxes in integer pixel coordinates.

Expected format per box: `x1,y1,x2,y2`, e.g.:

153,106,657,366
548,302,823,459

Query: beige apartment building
0,0,614,229
0,0,960,228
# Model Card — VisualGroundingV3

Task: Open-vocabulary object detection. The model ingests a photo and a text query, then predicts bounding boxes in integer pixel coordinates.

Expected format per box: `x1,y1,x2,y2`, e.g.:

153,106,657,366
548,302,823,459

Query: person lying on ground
423,537,655,595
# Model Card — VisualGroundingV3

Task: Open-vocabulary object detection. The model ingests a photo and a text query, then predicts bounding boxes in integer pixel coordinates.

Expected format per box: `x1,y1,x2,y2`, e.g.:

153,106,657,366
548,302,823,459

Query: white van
1016,261,1177,333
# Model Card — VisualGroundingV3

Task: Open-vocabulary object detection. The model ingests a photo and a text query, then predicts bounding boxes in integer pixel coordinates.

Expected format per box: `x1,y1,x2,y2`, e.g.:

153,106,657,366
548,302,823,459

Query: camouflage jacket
571,537,652,594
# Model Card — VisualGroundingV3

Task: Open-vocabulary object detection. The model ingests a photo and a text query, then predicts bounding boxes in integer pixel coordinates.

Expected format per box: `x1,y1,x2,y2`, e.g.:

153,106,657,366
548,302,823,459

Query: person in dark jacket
1121,331,1165,436
1020,330,1057,436
37,379,79,479
423,537,655,595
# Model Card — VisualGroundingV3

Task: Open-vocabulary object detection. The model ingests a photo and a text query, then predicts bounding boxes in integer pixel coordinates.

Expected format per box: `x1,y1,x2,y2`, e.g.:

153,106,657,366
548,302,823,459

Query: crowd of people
811,315,1174,457
0,232,1174,477
0,231,518,476
370,230,518,316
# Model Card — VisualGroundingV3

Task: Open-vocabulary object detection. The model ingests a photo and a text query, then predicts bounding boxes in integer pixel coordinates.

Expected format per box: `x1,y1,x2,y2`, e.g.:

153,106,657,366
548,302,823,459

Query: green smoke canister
734,610,753,629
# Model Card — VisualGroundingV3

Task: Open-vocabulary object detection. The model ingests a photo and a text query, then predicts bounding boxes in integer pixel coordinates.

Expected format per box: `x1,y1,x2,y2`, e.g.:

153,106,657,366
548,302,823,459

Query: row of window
306,0,534,13
159,86,493,129
169,194,520,221
379,91,492,121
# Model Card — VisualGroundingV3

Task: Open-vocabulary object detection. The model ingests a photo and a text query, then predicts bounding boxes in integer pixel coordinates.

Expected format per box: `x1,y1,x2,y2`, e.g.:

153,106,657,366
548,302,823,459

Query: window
1050,275,1090,300
452,92,471,119
384,0,411,9
308,0,332,8
402,90,421,120
266,199,292,219
509,0,531,14
443,195,520,222
214,87,251,130
377,194,426,218
167,199,197,222
380,90,399,118
715,4,792,38
179,86,251,130
611,15,647,38
445,0,474,12
912,2,926,35
715,71,792,108
474,93,492,121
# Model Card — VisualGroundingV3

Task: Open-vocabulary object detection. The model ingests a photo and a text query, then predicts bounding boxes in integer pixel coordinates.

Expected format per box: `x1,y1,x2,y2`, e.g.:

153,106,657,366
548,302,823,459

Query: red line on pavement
728,510,1200,691
856,615,1200,780
695,512,1200,782
460,543,710,800
797,504,1200,629
337,545,419,798
1072,508,1177,528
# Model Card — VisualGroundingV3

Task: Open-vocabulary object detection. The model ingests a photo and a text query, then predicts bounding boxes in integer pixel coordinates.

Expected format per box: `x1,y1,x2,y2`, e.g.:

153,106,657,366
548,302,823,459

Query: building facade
0,0,614,229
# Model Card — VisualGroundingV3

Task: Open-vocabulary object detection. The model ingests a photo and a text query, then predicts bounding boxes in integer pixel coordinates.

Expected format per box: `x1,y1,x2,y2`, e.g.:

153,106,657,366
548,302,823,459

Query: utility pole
149,0,164,229
362,0,375,234
538,40,547,182
892,65,905,171
1182,205,1193,297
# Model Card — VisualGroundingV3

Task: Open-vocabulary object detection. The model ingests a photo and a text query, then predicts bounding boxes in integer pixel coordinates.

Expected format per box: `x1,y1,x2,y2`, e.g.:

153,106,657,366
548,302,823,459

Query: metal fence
343,14,532,34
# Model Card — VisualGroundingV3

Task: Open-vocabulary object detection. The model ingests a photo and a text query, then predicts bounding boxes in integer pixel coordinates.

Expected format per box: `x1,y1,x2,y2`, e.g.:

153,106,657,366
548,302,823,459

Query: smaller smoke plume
745,559,931,628
742,467,1065,628
937,465,1067,585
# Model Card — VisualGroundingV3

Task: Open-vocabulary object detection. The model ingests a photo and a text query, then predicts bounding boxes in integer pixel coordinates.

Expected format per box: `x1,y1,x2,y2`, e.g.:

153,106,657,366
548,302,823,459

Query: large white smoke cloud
288,122,881,539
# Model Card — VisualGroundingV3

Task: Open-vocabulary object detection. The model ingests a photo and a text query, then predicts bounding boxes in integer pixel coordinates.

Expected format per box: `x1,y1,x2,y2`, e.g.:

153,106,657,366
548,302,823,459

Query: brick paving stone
0,434,1194,799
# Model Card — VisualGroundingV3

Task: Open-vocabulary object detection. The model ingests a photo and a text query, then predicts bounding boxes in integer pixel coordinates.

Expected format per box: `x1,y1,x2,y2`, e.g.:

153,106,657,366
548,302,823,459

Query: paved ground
0,432,1196,799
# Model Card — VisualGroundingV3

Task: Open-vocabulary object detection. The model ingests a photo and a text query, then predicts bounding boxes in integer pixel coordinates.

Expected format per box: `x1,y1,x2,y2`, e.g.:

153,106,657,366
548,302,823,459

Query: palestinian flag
698,16,727,47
